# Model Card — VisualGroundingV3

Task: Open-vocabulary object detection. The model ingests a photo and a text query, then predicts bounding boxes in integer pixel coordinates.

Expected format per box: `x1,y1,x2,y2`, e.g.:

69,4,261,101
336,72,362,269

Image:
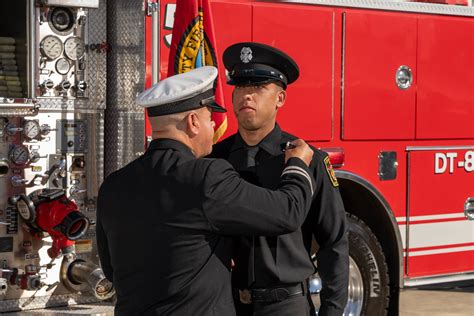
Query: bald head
150,111,189,135
150,107,216,158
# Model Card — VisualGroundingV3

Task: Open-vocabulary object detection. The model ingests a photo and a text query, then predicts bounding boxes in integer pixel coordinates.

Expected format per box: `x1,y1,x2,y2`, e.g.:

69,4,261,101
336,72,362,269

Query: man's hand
284,139,313,166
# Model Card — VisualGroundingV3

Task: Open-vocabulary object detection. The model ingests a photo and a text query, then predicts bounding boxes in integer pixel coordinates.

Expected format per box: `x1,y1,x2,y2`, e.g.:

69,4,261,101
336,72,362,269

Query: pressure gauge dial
9,145,30,166
40,35,63,60
50,7,74,33
15,195,36,223
64,37,85,61
23,120,41,140
55,58,70,75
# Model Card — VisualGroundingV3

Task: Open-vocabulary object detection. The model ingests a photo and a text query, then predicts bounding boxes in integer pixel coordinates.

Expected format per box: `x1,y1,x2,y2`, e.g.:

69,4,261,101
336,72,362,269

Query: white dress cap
136,66,226,117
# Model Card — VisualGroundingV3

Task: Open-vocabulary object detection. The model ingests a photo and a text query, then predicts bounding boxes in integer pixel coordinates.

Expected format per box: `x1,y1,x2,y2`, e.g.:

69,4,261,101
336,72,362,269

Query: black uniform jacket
210,125,349,316
96,138,316,316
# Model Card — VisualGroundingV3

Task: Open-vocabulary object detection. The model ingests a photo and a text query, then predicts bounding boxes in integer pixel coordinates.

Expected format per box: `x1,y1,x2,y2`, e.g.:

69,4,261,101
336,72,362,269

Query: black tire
347,213,390,316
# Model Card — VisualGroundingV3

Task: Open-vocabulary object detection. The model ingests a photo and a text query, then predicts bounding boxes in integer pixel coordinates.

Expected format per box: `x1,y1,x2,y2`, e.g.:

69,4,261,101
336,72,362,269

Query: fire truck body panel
417,17,474,139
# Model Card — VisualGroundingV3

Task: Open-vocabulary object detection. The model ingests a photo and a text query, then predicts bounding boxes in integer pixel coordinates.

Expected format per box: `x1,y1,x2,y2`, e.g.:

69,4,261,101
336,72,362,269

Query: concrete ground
400,282,474,316
3,282,474,315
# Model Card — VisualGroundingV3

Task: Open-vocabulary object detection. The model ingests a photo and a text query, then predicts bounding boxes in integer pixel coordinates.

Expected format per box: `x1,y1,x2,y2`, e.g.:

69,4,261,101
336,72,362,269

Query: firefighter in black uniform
210,43,349,316
96,66,318,315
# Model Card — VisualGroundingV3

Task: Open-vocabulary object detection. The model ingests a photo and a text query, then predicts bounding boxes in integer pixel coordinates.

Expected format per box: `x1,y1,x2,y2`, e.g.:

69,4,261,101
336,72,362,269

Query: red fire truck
146,0,474,314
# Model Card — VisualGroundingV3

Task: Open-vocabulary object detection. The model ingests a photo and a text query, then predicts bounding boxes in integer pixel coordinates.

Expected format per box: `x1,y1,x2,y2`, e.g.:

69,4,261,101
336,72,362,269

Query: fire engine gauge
23,120,41,140
55,58,71,75
40,35,64,60
49,7,75,34
9,145,30,166
64,37,85,61
15,195,36,223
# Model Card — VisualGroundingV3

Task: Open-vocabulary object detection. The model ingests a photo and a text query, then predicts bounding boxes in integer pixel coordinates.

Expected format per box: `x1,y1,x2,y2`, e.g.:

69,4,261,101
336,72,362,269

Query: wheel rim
309,256,364,316
345,256,364,316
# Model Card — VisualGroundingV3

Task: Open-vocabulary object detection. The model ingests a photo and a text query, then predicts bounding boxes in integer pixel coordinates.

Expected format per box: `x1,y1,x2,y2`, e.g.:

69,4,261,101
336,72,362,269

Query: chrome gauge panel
0,0,106,312
36,5,89,98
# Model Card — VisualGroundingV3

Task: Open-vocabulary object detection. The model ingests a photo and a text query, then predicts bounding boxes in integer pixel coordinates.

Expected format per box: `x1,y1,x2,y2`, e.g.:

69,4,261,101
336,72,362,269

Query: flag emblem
173,10,218,74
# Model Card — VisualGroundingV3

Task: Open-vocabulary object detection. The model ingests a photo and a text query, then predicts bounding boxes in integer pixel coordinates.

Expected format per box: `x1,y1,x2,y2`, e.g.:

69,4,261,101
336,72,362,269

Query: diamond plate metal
0,294,112,313
83,0,107,110
279,0,474,16
104,111,145,177
104,0,146,176
85,110,105,195
3,303,114,315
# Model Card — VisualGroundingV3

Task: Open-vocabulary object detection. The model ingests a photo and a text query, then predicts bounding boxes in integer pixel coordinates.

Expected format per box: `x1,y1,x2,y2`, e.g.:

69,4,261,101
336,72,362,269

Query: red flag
168,0,227,143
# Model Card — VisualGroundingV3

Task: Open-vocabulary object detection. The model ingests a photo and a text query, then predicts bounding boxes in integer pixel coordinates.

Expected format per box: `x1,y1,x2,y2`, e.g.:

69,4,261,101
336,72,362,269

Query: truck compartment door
407,148,474,278
343,11,417,140
416,16,474,139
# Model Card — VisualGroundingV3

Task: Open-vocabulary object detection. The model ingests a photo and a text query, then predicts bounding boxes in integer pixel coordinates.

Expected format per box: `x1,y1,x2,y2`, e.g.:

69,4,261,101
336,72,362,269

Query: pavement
2,283,473,315
400,282,474,316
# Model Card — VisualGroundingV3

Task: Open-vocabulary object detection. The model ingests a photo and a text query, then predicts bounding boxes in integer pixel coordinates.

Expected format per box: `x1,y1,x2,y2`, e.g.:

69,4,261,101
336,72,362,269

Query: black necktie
245,146,258,287
245,146,258,168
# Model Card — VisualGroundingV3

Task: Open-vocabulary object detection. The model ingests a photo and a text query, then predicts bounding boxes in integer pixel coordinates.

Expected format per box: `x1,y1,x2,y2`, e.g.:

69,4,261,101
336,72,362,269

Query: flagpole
199,8,205,66
150,0,160,84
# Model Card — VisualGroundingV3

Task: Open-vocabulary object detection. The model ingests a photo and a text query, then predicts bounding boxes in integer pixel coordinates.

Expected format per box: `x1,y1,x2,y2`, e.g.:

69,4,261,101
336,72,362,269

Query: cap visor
207,101,226,113
227,77,278,87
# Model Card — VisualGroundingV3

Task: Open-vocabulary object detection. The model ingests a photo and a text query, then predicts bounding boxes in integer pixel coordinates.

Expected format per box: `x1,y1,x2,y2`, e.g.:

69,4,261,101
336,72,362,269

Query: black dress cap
223,42,299,89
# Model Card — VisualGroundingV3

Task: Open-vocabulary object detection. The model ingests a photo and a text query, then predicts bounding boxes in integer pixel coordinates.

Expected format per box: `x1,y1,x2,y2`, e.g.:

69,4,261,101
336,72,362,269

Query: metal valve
6,123,23,136
40,124,52,135
59,81,72,90
9,265,42,291
0,159,9,177
74,81,87,97
29,151,42,163
69,186,87,198
0,278,7,295
61,255,115,301
41,79,54,90
76,81,87,91
11,175,28,187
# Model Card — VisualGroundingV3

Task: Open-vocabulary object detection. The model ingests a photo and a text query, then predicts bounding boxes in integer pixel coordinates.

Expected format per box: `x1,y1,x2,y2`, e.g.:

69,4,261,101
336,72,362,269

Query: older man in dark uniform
210,43,349,316
96,66,318,315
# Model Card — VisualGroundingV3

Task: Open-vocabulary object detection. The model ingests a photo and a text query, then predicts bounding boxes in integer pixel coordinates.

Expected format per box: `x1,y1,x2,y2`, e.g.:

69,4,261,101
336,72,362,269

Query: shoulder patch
324,156,339,187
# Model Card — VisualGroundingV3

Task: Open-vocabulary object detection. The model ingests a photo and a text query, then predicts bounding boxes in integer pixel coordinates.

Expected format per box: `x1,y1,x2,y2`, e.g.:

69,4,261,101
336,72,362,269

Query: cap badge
240,47,253,63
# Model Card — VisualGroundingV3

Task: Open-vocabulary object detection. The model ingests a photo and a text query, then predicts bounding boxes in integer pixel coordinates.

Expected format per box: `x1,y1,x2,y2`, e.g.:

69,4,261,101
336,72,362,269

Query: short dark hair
271,80,286,90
